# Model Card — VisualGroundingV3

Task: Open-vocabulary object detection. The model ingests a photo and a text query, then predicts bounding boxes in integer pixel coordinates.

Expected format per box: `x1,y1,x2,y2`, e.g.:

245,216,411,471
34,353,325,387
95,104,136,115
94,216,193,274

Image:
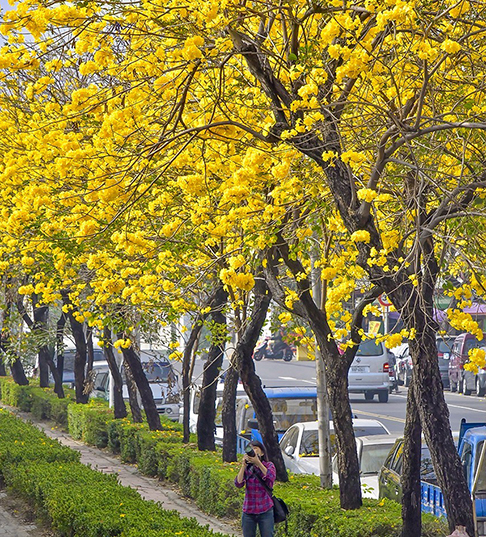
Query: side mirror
284,445,295,456
247,418,259,430
95,386,106,392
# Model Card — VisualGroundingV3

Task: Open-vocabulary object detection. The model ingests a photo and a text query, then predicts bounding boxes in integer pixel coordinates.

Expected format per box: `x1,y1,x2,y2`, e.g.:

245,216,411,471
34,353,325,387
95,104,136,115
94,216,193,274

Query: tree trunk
56,305,67,383
182,319,203,443
120,345,161,431
31,298,64,396
222,364,239,462
401,380,422,537
0,357,6,376
123,358,143,422
68,312,88,404
233,274,288,481
86,326,94,376
408,324,474,535
33,304,50,387
103,328,127,419
324,348,362,508
197,287,227,451
11,358,29,385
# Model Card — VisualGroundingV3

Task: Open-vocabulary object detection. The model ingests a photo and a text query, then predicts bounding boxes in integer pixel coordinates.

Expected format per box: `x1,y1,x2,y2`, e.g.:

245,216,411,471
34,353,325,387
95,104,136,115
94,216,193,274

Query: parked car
280,420,392,496
437,335,455,389
348,339,391,402
393,336,455,390
122,360,181,421
378,438,439,503
332,435,400,498
449,333,484,394
476,348,486,397
59,346,107,387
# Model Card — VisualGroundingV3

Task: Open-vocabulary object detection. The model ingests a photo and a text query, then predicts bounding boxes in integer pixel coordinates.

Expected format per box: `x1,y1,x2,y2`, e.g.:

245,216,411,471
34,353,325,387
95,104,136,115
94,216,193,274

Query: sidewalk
2,405,241,537
0,489,47,536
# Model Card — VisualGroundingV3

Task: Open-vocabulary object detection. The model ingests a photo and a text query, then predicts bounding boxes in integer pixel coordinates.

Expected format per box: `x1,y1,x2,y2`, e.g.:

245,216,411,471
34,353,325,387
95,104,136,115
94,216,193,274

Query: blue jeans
242,508,274,537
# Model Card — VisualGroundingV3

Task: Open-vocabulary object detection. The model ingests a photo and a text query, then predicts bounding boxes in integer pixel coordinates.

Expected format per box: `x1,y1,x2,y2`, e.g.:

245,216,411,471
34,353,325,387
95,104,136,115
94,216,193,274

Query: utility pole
311,250,332,488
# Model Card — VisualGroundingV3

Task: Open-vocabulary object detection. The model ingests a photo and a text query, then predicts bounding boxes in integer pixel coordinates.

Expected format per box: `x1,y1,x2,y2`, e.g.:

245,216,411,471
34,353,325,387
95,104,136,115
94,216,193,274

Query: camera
245,445,256,458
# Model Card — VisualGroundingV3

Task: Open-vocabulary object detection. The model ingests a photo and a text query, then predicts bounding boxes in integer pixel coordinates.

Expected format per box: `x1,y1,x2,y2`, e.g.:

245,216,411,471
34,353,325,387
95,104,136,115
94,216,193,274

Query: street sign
378,294,392,307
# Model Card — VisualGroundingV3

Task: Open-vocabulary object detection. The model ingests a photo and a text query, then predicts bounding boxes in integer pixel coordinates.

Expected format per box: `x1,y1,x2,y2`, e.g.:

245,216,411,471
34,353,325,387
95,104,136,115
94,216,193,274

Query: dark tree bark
103,327,127,419
264,240,379,503
67,311,89,404
10,358,29,385
56,304,67,384
86,326,94,376
197,286,228,451
401,379,422,537
119,344,161,431
34,305,49,388
232,272,288,482
32,297,64,396
182,319,203,443
0,356,6,376
123,358,143,423
16,294,64,395
2,302,28,385
221,364,239,462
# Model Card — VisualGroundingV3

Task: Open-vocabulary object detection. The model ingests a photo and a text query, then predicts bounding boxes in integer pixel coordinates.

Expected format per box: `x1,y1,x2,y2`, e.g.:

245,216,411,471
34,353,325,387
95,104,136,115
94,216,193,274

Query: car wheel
458,379,464,394
464,386,472,396
364,391,374,401
477,379,486,397
378,390,389,403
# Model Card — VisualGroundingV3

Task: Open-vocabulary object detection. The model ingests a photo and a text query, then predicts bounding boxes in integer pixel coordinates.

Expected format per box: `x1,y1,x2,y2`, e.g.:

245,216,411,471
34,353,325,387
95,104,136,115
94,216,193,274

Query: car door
378,439,403,501
280,425,302,473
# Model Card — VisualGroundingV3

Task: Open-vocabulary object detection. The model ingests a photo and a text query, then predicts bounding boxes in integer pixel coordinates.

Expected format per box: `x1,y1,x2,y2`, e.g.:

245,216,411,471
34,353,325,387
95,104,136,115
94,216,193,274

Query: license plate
351,366,369,373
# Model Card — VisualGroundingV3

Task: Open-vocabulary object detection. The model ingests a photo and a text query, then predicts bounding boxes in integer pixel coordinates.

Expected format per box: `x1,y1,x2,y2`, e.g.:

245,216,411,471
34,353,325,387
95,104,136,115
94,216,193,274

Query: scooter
253,337,294,361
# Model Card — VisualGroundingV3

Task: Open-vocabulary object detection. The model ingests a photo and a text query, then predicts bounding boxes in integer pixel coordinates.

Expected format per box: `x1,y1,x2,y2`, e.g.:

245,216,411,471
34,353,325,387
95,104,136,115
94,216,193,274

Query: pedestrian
235,440,276,537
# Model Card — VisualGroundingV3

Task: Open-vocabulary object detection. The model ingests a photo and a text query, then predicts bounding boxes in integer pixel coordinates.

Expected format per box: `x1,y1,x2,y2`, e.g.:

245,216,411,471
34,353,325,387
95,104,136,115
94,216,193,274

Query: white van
348,340,391,403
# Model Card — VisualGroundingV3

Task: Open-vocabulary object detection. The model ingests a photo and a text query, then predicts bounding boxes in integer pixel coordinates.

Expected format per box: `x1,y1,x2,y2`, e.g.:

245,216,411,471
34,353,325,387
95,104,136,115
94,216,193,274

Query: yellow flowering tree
3,0,486,529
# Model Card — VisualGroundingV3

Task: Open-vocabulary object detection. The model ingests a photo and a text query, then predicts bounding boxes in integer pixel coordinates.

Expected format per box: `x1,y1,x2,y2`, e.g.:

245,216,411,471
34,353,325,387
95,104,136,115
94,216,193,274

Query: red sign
378,294,392,307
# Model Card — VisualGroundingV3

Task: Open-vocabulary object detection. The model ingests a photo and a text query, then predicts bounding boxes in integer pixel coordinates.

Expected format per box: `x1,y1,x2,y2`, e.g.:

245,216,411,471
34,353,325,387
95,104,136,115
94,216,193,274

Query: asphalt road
186,357,486,435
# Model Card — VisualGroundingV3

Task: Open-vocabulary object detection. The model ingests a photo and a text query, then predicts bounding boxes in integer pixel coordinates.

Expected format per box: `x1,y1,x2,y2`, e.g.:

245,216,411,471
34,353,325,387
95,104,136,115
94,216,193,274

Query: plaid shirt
235,461,276,514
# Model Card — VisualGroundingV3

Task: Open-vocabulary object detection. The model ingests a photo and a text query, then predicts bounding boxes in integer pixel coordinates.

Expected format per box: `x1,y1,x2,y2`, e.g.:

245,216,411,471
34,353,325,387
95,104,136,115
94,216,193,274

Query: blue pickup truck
379,419,486,534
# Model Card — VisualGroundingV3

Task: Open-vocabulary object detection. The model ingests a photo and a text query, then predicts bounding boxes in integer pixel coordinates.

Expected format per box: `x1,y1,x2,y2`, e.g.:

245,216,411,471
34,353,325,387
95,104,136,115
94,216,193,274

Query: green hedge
0,409,226,537
0,378,448,537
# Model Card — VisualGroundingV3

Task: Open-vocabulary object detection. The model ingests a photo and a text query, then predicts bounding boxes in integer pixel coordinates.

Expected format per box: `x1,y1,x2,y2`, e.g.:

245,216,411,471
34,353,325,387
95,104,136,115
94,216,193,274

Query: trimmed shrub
0,377,449,537
68,400,113,448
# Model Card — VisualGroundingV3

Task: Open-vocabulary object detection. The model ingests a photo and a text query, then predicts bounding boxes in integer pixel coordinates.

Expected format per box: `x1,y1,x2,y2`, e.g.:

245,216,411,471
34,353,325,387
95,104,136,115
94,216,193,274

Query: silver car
348,340,391,403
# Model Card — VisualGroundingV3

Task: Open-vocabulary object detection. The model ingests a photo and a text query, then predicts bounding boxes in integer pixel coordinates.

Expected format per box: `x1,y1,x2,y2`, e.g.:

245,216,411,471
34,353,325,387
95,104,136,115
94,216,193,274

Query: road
186,357,486,435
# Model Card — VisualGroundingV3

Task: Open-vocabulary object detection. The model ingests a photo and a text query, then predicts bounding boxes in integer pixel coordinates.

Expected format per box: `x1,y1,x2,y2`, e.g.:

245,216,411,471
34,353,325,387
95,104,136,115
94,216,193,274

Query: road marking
393,393,486,414
354,409,406,424
279,376,297,381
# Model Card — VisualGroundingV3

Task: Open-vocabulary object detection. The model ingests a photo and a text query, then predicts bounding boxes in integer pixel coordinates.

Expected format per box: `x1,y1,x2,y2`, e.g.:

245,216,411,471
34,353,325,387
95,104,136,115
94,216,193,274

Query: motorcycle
253,337,294,361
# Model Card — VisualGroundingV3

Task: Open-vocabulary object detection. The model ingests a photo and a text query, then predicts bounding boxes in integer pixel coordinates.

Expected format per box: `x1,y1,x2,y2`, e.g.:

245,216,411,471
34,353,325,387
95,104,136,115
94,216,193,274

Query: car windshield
63,349,105,371
269,398,318,431
357,340,383,356
354,426,388,437
142,362,173,382
437,339,454,353
360,444,396,475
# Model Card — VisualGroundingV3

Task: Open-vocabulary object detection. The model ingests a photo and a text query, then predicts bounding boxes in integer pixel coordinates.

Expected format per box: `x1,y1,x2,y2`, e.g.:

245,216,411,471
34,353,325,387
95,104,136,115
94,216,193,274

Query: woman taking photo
235,440,276,537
